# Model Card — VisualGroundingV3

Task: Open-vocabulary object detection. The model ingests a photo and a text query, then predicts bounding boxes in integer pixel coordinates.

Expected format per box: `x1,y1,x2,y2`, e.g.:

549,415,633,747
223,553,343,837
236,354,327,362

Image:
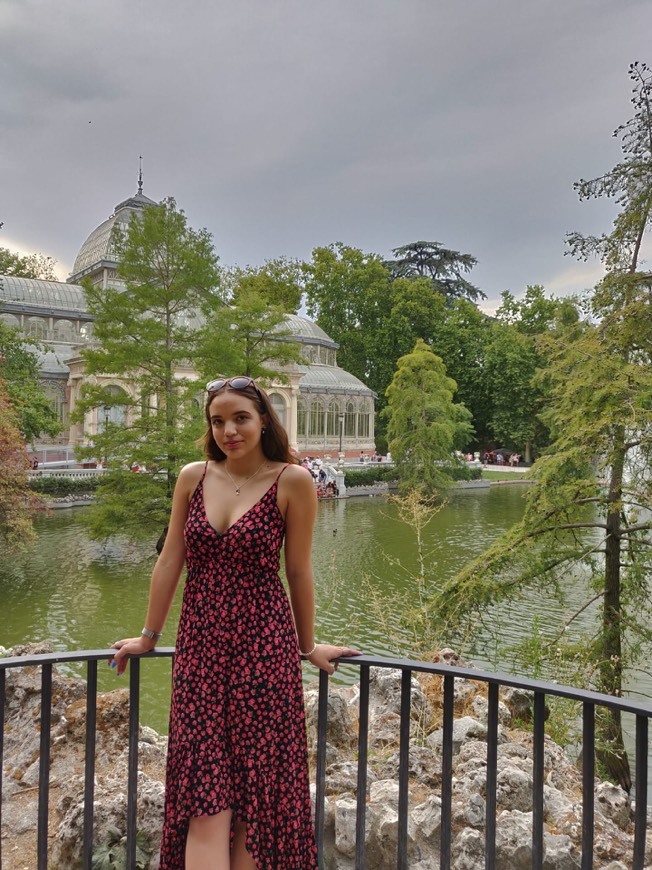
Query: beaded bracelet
299,641,317,658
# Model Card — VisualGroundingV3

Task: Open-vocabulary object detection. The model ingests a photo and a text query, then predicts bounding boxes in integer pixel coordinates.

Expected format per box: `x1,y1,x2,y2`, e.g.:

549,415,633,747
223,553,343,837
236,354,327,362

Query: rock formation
2,644,651,869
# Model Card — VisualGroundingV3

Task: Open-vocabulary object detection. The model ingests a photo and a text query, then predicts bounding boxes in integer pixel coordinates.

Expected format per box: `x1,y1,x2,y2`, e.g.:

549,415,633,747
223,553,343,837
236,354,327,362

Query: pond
0,484,645,740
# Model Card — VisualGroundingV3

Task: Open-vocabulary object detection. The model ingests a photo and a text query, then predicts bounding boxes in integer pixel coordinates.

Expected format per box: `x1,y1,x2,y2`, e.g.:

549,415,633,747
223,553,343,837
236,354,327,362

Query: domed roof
0,274,87,313
283,314,338,348
70,190,157,282
297,364,375,396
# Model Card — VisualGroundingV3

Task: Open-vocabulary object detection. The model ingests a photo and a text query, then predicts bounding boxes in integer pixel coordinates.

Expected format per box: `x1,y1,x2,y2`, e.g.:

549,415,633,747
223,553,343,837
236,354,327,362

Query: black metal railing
1,649,651,869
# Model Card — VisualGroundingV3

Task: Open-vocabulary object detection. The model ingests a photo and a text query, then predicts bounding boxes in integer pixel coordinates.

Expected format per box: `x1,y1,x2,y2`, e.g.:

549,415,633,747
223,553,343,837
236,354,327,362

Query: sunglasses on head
205,376,262,395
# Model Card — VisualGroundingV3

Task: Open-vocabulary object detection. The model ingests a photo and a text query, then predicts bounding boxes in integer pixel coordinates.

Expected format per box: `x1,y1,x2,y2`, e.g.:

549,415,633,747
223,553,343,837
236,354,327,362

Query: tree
384,339,474,497
303,243,393,393
0,321,61,441
483,286,571,461
386,241,485,303
196,287,303,384
431,63,652,790
226,257,304,312
0,367,41,549
0,247,58,280
74,198,221,541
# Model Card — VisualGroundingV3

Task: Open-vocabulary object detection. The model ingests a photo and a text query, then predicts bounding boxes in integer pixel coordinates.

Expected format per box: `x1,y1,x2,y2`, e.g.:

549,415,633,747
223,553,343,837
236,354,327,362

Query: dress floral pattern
160,465,318,868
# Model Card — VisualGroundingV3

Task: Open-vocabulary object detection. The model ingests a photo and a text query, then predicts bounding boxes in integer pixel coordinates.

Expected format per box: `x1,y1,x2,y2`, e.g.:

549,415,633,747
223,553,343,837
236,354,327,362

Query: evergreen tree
386,241,484,303
74,198,220,542
384,339,473,497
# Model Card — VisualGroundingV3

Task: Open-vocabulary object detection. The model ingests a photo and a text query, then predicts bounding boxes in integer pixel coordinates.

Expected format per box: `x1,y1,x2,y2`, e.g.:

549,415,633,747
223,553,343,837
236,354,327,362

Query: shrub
29,476,100,496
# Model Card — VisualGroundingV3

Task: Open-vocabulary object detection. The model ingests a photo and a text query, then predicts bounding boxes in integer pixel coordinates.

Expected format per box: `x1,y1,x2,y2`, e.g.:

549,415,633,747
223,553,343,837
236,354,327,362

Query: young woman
112,376,359,869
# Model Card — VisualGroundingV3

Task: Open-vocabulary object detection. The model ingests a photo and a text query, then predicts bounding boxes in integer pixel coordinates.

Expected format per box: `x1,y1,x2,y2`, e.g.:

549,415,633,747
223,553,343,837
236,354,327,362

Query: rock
451,827,484,870
374,743,441,788
326,760,375,795
595,782,631,830
368,668,428,721
411,793,441,844
496,763,533,813
427,716,487,754
304,687,355,751
501,686,534,723
472,694,512,726
542,833,581,869
334,793,358,858
51,770,164,868
463,792,486,827
495,809,534,869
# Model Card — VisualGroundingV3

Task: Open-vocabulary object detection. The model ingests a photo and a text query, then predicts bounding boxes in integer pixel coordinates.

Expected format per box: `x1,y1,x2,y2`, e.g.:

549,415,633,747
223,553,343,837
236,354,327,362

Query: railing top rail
2,649,651,718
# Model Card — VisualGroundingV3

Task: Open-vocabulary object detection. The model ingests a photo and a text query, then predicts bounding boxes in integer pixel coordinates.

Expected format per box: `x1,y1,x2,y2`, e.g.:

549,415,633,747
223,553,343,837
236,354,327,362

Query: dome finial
138,155,143,195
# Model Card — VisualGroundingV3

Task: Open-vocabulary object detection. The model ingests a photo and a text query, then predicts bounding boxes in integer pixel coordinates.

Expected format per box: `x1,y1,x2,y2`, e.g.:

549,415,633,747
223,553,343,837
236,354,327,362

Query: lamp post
103,405,110,468
338,412,345,466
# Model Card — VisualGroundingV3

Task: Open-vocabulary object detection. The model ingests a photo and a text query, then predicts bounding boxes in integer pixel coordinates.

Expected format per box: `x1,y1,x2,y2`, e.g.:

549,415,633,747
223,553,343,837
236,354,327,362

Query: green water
1,486,531,733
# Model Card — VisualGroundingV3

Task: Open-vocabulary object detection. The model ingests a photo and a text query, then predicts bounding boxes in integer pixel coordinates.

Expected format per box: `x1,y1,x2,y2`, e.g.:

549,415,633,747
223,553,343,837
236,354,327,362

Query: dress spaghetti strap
200,460,209,483
275,463,290,483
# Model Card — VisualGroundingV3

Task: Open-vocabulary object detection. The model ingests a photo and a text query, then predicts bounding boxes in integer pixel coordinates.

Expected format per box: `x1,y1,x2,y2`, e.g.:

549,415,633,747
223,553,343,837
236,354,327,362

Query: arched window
101,385,128,428
0,313,20,329
357,400,370,438
53,319,75,342
269,393,287,430
26,316,47,339
344,401,356,437
43,383,65,424
296,399,306,436
309,400,324,438
326,401,340,436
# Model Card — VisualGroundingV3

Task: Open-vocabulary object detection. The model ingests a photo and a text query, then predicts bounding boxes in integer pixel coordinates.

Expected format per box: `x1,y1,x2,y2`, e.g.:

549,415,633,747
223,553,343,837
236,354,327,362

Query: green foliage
74,197,220,541
225,257,304,312
0,247,57,279
196,286,302,384
29,475,100,496
91,827,151,870
384,339,474,498
0,321,61,441
0,372,41,548
342,466,397,487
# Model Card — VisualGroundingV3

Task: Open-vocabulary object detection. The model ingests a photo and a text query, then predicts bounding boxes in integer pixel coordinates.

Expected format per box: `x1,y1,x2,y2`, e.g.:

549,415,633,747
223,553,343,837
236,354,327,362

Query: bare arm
282,466,359,674
111,463,203,674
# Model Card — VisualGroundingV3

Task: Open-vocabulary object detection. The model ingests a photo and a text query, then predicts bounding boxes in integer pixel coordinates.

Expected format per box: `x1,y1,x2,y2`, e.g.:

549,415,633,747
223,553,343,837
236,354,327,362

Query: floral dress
160,464,318,868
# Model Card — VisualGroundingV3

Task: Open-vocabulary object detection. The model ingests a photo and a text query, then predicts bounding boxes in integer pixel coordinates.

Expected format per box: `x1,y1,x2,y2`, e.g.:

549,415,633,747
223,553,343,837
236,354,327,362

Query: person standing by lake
111,376,359,869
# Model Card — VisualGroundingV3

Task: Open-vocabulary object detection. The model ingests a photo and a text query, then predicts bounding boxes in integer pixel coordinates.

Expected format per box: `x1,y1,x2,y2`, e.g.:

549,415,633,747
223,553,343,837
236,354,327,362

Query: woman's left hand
306,643,361,675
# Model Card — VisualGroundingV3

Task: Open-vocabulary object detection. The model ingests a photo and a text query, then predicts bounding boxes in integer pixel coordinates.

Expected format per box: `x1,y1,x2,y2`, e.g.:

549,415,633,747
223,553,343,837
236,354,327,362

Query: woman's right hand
110,636,156,676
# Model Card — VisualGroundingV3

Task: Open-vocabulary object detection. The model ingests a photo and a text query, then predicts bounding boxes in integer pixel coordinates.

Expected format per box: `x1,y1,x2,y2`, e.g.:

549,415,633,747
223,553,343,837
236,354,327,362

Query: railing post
82,659,98,869
315,667,329,868
485,682,498,869
532,691,545,870
126,656,141,870
440,674,454,870
38,663,53,870
355,665,370,869
397,669,412,870
0,668,5,870
633,714,648,870
581,702,595,870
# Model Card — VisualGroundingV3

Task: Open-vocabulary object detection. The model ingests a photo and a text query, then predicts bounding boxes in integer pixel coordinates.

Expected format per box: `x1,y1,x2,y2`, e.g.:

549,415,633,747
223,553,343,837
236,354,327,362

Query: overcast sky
1,0,651,310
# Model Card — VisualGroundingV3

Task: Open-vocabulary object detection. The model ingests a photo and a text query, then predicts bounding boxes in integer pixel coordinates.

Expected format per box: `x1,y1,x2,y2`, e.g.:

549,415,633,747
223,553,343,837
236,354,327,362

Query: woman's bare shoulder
278,462,316,500
176,461,207,492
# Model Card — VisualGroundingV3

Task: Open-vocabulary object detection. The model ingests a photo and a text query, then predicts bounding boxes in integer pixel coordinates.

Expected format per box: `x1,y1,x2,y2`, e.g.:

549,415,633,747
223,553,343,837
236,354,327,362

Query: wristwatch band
141,627,162,641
